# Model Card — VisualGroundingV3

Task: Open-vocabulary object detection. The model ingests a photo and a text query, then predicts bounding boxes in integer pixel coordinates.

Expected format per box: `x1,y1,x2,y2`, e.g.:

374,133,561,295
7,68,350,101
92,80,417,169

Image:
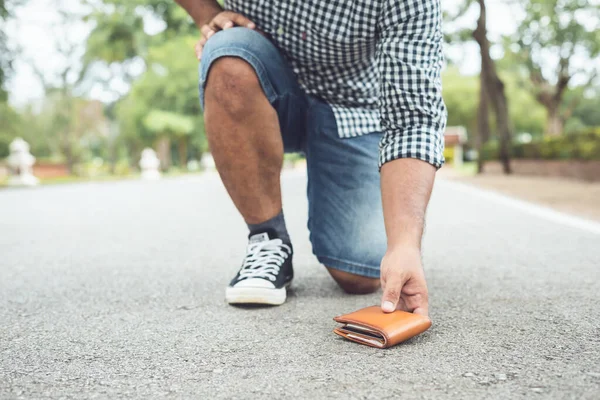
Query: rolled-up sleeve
377,0,447,169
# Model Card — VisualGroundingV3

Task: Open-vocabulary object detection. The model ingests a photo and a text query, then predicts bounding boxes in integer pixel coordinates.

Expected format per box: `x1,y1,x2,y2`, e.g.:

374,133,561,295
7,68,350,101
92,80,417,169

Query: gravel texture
1,171,599,399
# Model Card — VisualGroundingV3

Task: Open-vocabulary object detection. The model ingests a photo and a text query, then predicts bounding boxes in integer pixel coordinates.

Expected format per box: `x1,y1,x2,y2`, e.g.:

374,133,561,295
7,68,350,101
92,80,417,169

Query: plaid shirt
225,0,447,168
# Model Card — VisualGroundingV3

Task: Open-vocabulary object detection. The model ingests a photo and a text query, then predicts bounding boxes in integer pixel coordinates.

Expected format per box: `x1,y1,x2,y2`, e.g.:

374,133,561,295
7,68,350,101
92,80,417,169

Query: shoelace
239,238,291,282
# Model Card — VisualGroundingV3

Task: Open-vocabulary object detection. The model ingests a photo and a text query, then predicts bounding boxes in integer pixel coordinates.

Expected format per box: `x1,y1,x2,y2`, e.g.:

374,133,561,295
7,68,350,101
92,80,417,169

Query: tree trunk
61,132,76,175
156,136,171,171
545,106,564,136
63,145,75,175
178,136,188,168
108,123,118,175
476,63,490,174
492,82,512,174
473,0,512,174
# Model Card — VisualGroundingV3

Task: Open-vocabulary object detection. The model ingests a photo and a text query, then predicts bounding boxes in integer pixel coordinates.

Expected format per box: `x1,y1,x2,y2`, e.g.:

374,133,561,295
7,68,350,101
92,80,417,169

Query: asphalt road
1,171,599,399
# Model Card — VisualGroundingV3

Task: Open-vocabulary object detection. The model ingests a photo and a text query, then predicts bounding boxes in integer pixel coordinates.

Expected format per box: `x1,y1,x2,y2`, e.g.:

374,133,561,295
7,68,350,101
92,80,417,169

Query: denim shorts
199,27,386,278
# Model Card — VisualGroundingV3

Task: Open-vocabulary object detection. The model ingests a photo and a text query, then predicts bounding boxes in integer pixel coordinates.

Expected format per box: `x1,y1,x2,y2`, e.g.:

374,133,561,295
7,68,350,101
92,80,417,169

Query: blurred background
0,0,599,187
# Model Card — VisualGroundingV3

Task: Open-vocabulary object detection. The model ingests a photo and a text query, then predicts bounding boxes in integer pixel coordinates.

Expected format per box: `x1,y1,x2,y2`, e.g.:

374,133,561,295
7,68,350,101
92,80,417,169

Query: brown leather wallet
333,306,432,348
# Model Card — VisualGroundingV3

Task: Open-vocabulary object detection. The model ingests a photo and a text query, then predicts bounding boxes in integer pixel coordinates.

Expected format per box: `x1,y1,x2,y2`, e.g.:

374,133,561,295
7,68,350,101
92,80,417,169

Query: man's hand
195,11,257,60
379,158,436,318
380,246,429,316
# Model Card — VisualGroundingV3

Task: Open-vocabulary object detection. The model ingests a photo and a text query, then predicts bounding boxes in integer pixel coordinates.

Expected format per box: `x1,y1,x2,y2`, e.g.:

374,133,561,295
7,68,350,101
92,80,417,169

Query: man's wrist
175,0,223,28
380,158,434,253
386,217,424,250
196,6,222,27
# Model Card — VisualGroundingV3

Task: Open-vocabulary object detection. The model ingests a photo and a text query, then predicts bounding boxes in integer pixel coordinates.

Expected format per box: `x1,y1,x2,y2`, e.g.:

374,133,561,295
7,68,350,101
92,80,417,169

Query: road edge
436,179,600,235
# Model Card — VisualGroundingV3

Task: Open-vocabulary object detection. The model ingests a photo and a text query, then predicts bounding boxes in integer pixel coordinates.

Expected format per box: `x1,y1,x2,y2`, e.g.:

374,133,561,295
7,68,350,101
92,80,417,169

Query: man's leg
326,268,380,294
304,98,386,295
204,57,283,224
199,27,308,305
204,57,379,295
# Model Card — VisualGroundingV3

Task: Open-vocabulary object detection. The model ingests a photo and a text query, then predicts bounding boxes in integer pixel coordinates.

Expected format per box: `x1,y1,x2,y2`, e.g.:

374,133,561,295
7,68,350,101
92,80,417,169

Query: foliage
85,0,205,166
29,93,110,169
510,0,600,84
506,0,600,134
443,68,479,134
114,35,206,163
446,0,600,139
0,0,17,100
571,89,600,128
482,129,600,161
3,0,600,179
84,0,195,71
443,68,547,140
0,101,21,157
144,110,194,136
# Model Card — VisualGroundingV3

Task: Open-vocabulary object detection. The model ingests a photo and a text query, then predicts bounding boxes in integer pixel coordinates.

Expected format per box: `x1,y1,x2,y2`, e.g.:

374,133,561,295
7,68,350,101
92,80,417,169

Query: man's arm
379,159,434,316
381,160,434,250
175,0,222,28
376,0,447,316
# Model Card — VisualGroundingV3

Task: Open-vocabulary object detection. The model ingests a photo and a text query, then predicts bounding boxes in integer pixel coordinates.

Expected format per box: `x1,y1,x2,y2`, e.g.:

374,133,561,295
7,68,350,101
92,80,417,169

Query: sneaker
225,230,294,306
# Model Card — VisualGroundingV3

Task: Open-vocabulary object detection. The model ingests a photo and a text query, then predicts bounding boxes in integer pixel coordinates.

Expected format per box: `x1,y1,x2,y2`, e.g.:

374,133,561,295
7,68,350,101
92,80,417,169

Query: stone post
7,138,39,187
139,148,161,180
200,153,216,171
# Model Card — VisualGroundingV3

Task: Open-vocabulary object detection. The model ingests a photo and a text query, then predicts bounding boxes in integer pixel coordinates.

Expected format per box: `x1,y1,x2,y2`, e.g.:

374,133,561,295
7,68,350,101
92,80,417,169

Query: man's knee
204,57,262,117
326,267,380,295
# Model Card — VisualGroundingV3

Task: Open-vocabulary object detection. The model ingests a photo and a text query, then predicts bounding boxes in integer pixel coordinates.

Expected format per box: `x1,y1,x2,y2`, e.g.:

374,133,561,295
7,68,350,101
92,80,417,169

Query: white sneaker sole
225,284,289,306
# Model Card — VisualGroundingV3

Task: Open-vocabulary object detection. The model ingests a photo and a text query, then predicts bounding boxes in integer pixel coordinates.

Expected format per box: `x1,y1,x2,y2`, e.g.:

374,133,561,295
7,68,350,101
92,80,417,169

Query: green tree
446,0,515,173
21,6,109,173
473,0,513,173
571,87,600,128
0,0,19,101
0,0,11,100
443,68,479,133
84,0,195,77
84,0,205,168
509,0,600,135
443,67,547,143
114,36,206,168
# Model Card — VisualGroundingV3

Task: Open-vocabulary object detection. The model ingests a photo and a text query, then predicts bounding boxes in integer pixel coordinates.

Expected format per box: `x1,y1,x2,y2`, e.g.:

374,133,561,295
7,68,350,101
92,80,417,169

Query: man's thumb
381,283,402,313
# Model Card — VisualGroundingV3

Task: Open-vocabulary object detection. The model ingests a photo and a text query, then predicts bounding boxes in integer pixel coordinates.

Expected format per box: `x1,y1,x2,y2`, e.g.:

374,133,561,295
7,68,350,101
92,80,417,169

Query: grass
42,175,139,185
453,161,478,177
0,174,132,188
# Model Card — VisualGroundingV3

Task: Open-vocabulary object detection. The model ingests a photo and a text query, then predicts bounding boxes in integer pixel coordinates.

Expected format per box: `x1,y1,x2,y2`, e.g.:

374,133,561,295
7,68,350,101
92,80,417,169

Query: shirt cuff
378,126,445,170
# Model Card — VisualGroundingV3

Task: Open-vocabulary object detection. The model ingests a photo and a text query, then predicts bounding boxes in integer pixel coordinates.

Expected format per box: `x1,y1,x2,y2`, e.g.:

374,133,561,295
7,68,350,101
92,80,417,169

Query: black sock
247,210,291,243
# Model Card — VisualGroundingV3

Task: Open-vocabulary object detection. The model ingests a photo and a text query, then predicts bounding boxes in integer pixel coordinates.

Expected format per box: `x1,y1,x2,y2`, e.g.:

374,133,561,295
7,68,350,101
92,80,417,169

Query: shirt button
277,26,284,35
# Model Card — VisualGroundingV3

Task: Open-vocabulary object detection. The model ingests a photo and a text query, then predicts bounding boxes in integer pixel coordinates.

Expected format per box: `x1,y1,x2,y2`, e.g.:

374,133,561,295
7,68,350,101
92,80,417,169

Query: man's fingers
396,298,409,312
381,290,400,312
402,275,429,316
201,25,215,39
230,13,255,28
211,12,256,30
211,15,234,30
407,297,429,317
412,306,429,317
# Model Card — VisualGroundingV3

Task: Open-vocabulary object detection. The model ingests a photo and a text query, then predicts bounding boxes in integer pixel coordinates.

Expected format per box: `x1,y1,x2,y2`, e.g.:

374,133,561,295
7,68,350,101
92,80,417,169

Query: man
175,0,446,316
